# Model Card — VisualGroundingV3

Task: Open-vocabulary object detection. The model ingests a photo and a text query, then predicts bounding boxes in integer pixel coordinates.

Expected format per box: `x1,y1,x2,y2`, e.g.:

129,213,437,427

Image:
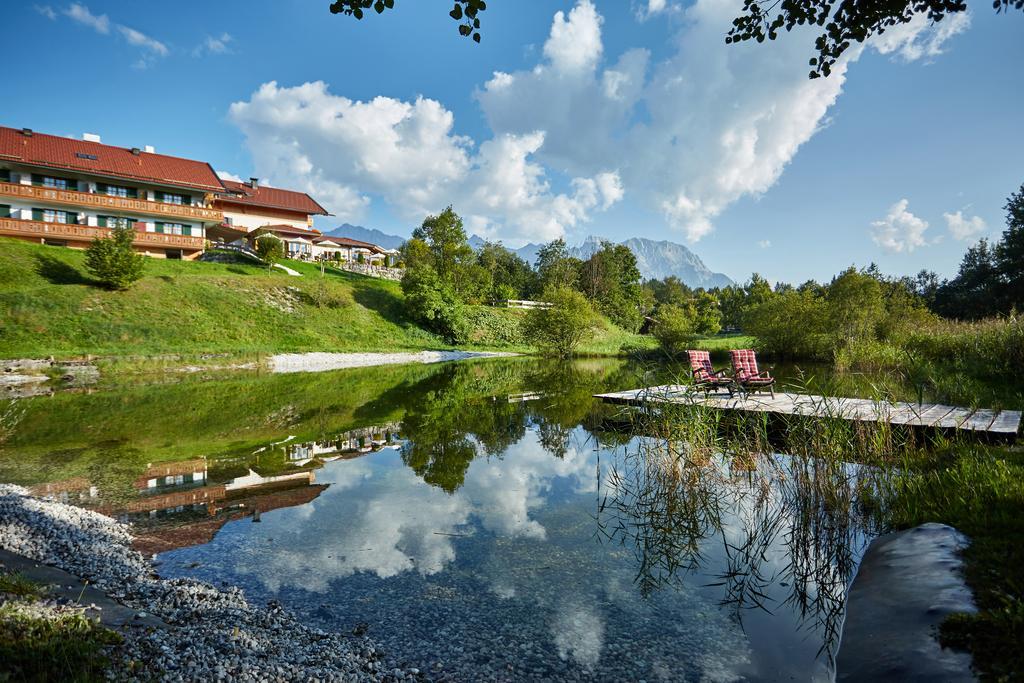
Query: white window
147,478,158,489
105,216,131,229
162,193,184,205
105,185,129,198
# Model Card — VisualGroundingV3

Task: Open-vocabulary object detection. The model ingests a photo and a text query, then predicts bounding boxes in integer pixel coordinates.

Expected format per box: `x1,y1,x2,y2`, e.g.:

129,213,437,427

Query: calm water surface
0,357,900,681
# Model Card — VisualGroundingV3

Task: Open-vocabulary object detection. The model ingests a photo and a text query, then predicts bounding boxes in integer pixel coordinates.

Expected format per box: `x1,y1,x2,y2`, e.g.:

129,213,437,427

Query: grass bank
884,444,1024,679
0,239,650,362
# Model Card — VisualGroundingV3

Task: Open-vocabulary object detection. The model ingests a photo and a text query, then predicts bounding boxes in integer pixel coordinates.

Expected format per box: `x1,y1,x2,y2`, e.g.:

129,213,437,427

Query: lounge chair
686,350,734,396
729,349,775,397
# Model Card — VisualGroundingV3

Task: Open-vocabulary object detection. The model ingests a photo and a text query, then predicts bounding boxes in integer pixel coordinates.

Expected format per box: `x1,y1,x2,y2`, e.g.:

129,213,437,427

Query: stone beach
0,484,418,682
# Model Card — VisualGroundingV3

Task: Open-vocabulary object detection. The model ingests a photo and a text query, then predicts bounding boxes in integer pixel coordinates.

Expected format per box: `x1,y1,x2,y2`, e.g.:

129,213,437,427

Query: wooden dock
595,386,1021,436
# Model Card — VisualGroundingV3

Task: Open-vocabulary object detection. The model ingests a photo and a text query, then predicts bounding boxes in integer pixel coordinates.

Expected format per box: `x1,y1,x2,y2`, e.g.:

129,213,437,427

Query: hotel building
0,126,225,259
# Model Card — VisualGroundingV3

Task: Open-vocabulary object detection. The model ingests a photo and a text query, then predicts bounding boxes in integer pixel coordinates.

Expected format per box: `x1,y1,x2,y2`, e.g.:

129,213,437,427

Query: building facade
0,127,225,259
212,178,329,235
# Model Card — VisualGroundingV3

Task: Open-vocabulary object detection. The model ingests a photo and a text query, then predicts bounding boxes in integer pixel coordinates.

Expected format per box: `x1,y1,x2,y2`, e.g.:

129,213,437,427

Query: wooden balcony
0,217,206,251
0,181,223,222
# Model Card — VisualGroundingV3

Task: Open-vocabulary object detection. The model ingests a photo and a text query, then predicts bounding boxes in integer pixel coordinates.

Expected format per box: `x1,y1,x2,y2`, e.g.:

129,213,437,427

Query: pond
0,357,906,681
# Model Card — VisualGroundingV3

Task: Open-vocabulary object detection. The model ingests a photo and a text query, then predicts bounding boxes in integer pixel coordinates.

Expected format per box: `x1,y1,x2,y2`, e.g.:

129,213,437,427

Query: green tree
253,232,286,271
646,276,693,308
652,303,698,357
727,0,1021,80
327,0,1022,82
413,207,472,279
579,241,645,332
84,225,145,290
400,265,466,342
935,239,1002,319
996,182,1024,312
826,267,885,345
522,286,596,357
693,291,722,336
744,289,829,359
534,239,581,293
476,240,536,301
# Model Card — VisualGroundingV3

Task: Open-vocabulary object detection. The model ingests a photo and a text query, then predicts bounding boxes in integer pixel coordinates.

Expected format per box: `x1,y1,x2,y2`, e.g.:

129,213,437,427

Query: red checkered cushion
687,350,714,381
730,349,761,381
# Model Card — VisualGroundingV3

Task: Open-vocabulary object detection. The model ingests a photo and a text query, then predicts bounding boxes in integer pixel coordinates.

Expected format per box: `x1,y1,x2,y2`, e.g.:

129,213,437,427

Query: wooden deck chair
729,349,775,397
686,350,734,396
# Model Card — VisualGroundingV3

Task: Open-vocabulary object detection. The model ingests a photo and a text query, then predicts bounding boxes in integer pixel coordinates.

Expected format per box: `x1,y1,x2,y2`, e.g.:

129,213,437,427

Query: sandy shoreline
268,350,519,374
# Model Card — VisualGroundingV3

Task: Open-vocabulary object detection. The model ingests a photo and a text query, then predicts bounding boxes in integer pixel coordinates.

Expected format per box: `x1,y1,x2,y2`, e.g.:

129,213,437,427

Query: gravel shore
269,350,519,374
0,484,418,681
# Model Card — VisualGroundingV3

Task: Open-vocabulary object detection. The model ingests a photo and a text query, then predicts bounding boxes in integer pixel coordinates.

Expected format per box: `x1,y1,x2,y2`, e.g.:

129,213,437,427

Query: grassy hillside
0,239,653,359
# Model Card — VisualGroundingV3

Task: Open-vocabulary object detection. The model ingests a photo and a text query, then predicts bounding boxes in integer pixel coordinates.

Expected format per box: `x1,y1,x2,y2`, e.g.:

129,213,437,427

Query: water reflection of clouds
234,431,592,592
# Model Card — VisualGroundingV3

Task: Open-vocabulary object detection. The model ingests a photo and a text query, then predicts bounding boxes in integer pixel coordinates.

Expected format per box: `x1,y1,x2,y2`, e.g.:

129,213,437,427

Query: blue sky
6,1,1023,284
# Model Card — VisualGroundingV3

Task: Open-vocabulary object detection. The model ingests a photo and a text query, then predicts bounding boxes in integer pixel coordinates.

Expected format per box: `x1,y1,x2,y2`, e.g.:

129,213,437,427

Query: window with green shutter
0,169,9,183
98,183,136,199
100,216,134,229
32,174,76,190
32,208,44,221
0,204,9,218
159,192,184,205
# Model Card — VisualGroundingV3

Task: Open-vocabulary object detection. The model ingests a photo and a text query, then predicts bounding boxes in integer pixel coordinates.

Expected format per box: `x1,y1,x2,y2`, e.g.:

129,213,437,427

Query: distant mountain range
327,224,733,288
472,234,734,289
326,223,406,250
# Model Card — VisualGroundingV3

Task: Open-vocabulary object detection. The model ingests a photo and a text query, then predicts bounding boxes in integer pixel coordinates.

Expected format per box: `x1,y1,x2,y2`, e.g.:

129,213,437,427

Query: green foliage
933,183,1024,318
534,239,581,292
83,226,145,290
253,232,285,269
727,0,1021,80
400,264,466,342
579,241,645,332
522,286,596,357
0,572,43,599
330,0,486,43
475,240,536,301
883,445,1024,679
651,303,697,356
460,306,526,346
0,603,120,682
743,289,829,359
693,291,722,335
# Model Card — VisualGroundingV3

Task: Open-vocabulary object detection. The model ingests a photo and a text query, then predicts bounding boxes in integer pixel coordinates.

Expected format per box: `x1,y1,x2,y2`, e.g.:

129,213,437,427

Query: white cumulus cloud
228,80,621,242
870,11,971,62
224,0,971,245
944,210,987,241
871,199,930,252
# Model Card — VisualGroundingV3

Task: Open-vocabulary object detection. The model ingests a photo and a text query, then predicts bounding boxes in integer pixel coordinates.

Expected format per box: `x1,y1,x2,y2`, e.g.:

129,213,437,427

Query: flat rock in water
836,522,977,682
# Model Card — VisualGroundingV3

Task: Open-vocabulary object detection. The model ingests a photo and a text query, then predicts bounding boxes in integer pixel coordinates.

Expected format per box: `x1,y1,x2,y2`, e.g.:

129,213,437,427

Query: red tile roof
315,235,384,251
218,179,330,217
0,126,226,193
256,223,322,238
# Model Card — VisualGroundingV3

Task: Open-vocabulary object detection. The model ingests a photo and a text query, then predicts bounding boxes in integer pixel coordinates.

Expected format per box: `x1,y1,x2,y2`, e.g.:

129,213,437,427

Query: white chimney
144,145,155,154
83,133,101,143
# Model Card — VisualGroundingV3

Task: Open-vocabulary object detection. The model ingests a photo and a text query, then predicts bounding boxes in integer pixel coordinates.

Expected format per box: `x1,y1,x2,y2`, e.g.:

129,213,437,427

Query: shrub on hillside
401,265,467,342
84,225,145,290
522,286,596,357
253,233,285,270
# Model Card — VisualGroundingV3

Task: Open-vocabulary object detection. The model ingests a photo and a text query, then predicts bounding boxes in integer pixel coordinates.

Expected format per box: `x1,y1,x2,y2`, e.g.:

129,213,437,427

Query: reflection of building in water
29,422,404,555
284,423,403,465
30,476,98,504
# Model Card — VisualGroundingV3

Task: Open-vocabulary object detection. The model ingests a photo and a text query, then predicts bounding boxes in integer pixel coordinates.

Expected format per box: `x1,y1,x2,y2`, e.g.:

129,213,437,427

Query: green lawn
0,239,653,360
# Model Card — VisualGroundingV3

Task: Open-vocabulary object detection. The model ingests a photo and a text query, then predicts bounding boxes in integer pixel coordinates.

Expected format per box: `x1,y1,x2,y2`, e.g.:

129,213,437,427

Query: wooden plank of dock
594,386,1021,436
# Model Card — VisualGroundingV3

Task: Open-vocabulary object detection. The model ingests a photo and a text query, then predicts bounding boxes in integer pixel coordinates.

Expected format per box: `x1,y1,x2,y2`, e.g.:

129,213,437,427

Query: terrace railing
0,181,223,223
